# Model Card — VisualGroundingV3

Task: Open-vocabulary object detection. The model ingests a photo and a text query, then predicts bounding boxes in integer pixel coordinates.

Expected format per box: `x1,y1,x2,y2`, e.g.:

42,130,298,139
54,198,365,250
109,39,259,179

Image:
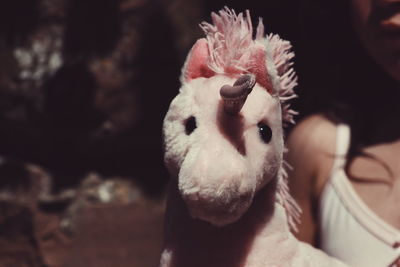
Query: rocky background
0,1,298,266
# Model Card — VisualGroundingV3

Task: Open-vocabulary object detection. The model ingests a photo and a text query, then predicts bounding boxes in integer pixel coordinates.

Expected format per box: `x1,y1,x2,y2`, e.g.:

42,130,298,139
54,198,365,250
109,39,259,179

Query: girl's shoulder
287,114,339,198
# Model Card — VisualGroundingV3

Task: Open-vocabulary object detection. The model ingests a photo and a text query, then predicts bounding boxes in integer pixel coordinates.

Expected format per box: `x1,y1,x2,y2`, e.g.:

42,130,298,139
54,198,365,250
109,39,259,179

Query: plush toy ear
181,38,214,83
248,46,273,93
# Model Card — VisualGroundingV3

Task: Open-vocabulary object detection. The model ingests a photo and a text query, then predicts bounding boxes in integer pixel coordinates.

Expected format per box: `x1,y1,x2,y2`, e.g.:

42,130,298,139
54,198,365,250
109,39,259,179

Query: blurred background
0,0,347,266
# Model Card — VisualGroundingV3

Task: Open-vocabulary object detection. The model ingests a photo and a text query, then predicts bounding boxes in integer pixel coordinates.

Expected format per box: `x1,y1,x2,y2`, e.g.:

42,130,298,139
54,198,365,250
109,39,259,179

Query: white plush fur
164,75,283,225
160,7,350,267
161,74,349,267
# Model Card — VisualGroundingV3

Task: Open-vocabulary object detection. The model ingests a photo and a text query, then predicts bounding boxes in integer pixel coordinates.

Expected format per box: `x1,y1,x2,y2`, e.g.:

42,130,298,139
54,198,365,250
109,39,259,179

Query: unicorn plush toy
160,8,348,267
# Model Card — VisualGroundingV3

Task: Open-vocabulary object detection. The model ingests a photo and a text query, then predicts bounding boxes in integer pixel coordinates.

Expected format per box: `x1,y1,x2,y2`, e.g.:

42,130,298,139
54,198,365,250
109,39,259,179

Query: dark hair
296,0,400,183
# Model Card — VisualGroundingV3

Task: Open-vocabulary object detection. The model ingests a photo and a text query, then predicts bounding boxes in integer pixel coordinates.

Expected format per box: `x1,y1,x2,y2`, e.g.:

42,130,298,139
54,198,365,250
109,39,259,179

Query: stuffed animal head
163,8,298,227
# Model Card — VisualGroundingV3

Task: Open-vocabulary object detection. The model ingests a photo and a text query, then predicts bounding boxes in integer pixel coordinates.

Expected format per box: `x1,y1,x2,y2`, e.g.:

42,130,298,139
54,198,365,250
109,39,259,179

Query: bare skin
351,0,400,81
343,0,400,233
286,114,336,245
287,0,400,246
287,114,400,245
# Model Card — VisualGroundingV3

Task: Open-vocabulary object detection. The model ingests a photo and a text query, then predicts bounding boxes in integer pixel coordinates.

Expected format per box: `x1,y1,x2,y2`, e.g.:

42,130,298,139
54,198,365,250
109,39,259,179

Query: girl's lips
380,12,400,32
374,1,400,33
378,13,400,47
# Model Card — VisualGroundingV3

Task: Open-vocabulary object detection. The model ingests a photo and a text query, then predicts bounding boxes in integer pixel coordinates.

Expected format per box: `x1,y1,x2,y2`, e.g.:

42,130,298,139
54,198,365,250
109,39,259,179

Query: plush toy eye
185,116,197,135
257,122,272,143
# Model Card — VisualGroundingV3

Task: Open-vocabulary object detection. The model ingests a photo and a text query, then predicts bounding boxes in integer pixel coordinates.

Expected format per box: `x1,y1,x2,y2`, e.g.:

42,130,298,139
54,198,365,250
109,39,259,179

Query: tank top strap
331,124,351,171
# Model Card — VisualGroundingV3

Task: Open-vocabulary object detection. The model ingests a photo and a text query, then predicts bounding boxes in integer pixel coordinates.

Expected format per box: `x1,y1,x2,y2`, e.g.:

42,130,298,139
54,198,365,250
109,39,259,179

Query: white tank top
319,124,400,267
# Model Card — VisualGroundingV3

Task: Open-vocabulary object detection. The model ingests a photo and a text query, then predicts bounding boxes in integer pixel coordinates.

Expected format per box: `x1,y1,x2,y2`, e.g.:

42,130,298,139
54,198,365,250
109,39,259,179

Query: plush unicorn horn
160,8,349,267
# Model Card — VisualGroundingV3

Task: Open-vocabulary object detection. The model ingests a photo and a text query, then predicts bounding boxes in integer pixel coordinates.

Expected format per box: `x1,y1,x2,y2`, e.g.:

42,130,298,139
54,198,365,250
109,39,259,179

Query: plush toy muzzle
177,75,257,226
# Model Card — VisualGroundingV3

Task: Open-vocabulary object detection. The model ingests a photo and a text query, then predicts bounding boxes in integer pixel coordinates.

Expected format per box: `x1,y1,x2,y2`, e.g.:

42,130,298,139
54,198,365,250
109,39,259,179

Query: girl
288,0,400,266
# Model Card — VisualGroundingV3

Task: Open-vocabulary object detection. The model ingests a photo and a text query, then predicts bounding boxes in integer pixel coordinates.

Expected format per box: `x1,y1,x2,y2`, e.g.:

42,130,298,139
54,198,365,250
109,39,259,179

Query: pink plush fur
161,7,349,267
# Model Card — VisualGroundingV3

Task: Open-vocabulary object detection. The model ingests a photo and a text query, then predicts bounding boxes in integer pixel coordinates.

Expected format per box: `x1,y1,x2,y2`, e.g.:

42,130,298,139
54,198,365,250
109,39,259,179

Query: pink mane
201,7,301,230
200,7,298,126
200,9,265,79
